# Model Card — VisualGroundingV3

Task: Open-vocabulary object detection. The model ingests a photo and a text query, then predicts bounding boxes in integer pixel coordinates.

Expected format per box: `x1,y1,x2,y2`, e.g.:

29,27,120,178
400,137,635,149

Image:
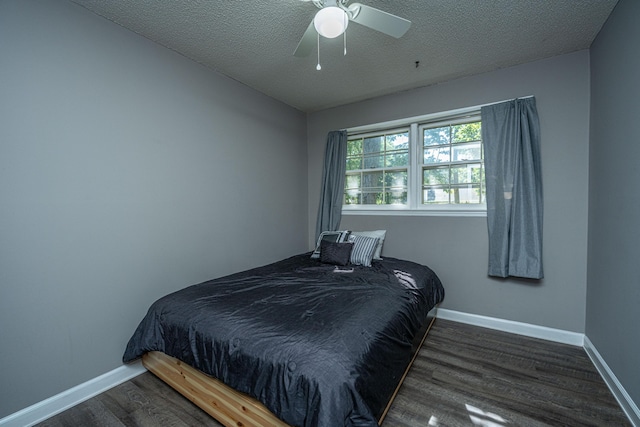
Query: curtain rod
479,95,534,109
345,95,534,134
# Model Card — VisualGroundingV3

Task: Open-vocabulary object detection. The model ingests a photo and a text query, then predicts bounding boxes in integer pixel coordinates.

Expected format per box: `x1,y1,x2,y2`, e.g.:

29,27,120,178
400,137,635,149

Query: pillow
351,230,386,259
320,240,353,266
349,235,379,267
311,230,351,259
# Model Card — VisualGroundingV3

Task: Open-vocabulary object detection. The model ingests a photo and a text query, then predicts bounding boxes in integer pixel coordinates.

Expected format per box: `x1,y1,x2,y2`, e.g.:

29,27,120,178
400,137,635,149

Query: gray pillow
310,230,351,259
320,240,353,266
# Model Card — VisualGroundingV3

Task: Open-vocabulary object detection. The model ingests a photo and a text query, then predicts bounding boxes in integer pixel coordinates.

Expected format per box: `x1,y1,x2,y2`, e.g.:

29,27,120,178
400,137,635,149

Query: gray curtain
315,130,348,240
482,98,543,279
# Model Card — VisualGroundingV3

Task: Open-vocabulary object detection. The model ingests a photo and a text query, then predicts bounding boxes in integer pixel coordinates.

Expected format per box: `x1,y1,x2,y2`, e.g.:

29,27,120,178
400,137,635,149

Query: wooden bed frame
142,308,438,427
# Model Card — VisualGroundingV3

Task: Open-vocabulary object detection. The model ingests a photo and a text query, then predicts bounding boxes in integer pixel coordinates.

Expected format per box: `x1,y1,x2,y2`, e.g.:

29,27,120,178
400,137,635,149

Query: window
343,109,485,216
345,129,409,206
421,120,484,205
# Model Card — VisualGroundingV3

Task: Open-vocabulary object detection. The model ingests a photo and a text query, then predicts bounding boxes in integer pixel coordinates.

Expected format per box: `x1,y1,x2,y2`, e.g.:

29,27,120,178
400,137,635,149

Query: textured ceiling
70,0,618,112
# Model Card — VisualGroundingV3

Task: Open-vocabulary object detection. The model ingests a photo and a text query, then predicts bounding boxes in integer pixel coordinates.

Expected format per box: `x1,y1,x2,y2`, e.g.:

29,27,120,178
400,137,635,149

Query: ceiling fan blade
293,21,317,57
348,3,411,38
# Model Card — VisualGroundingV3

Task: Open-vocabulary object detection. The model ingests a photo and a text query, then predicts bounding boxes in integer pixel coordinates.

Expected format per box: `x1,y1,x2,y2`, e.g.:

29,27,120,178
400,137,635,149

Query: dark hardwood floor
37,319,630,426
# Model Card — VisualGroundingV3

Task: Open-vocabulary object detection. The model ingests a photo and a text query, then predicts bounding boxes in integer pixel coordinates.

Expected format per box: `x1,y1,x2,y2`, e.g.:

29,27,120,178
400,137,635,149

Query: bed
123,250,444,427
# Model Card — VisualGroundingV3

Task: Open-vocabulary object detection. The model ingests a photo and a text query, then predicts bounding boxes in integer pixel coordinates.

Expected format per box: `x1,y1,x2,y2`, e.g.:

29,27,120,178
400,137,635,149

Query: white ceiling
70,0,618,113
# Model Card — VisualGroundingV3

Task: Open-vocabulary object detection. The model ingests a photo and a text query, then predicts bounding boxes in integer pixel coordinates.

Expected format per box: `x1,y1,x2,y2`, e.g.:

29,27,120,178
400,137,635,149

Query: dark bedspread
123,253,444,427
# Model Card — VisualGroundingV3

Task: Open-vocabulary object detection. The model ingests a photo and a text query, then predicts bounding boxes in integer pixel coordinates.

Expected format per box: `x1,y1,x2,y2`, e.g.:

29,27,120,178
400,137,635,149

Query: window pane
385,191,407,205
362,171,383,188
423,126,449,146
364,154,383,169
386,132,409,150
384,171,408,188
450,184,484,204
346,157,362,171
423,167,449,185
344,191,361,205
422,187,450,204
385,152,408,167
452,122,481,143
451,163,483,184
347,138,363,155
452,142,481,162
363,136,384,154
345,174,361,189
424,147,450,163
361,190,384,205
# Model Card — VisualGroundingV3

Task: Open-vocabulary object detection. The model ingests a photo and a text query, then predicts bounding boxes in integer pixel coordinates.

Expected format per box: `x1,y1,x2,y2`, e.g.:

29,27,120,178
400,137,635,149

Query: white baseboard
0,361,146,427
436,308,585,346
584,336,640,427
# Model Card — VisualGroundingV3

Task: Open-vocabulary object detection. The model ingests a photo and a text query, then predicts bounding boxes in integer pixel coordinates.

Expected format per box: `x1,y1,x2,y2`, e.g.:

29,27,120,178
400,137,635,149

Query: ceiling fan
294,0,411,59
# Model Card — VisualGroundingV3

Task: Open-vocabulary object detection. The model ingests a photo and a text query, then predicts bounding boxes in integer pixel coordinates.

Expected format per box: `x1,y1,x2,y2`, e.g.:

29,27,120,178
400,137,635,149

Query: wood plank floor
37,319,630,426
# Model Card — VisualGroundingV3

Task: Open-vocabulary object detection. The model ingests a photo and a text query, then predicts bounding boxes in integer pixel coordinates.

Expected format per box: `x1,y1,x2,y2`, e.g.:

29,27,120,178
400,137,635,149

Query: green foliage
452,122,481,143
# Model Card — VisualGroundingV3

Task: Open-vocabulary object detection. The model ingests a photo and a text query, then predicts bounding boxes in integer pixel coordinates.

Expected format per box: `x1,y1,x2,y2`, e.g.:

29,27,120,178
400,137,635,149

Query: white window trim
343,105,487,217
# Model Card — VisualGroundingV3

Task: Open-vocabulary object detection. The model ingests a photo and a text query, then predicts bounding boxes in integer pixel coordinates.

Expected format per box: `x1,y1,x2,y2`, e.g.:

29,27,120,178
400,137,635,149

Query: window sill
342,207,487,217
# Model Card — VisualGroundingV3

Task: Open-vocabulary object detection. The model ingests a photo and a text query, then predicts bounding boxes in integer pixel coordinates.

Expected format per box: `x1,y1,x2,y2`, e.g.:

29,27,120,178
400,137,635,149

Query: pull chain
316,32,321,70
343,13,347,55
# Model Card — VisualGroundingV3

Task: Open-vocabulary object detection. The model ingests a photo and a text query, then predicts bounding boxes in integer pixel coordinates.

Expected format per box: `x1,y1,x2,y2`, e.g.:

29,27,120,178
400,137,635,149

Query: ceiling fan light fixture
314,6,349,38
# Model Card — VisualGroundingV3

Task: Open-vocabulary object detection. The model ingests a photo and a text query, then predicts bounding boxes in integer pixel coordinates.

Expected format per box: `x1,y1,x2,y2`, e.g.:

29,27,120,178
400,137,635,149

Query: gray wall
308,51,591,333
0,0,307,418
588,0,640,408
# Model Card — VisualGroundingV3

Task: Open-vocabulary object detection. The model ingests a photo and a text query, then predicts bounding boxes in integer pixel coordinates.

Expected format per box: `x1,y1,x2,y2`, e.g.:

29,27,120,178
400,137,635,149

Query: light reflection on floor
425,404,509,426
465,403,508,426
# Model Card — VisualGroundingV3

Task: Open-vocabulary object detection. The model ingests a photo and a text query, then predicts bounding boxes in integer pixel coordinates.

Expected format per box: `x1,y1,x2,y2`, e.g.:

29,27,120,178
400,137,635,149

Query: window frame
342,107,486,217
344,126,411,207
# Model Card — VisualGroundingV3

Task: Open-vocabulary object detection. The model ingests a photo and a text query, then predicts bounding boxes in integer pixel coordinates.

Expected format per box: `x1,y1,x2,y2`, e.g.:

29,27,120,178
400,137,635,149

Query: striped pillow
349,235,379,267
351,230,386,259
